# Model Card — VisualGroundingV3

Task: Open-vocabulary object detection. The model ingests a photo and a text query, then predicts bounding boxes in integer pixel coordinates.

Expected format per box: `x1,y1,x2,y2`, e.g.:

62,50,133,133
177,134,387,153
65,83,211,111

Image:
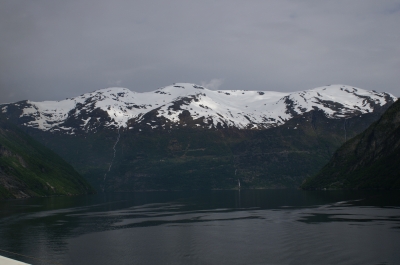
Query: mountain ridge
1,83,396,134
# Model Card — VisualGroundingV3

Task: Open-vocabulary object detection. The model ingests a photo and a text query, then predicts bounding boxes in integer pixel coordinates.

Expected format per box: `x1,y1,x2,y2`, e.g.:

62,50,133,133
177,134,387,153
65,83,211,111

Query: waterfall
102,128,121,190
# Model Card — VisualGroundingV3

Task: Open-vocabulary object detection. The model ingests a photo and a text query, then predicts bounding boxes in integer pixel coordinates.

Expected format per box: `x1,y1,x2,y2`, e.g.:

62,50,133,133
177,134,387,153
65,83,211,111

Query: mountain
0,117,95,199
301,98,400,190
0,83,396,191
1,83,395,133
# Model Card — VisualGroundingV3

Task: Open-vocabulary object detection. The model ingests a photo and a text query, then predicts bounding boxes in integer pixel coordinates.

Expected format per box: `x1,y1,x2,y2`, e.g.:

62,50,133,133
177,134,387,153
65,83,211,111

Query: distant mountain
1,83,395,133
0,117,95,199
0,84,396,191
302,99,400,190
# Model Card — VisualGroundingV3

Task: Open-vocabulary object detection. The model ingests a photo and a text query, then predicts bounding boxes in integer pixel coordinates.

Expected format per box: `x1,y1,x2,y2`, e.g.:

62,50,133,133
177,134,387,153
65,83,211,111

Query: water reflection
0,190,399,265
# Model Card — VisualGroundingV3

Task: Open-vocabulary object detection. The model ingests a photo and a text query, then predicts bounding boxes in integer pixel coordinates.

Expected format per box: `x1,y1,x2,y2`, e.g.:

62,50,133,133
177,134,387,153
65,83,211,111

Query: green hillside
0,117,95,199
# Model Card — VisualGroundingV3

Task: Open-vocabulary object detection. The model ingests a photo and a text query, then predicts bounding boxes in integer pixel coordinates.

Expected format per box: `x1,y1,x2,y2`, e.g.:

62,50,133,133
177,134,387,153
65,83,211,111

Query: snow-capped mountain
1,83,396,134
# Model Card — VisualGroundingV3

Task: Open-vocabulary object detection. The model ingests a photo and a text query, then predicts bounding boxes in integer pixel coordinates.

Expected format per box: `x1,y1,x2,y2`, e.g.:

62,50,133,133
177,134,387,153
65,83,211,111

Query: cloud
108,80,123,87
201,79,224,90
0,0,399,102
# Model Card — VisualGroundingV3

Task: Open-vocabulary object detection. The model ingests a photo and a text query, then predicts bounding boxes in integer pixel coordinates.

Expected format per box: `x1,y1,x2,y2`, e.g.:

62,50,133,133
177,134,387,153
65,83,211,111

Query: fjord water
0,190,399,265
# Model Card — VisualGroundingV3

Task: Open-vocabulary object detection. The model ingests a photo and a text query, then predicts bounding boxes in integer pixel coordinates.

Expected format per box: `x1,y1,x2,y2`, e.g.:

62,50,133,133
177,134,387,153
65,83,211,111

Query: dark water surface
0,190,399,265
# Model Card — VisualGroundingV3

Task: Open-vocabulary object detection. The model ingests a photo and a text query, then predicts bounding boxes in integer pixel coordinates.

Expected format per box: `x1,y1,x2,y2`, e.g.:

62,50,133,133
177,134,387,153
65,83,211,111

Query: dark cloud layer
1,0,399,102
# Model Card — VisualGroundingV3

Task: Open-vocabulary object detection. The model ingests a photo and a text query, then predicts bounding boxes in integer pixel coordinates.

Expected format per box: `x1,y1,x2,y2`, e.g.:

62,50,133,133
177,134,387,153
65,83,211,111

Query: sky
1,0,400,102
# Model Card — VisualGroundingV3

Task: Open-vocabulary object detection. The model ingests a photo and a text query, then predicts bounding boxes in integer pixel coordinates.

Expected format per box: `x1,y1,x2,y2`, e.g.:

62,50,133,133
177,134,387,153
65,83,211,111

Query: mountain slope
301,99,400,190
0,117,95,199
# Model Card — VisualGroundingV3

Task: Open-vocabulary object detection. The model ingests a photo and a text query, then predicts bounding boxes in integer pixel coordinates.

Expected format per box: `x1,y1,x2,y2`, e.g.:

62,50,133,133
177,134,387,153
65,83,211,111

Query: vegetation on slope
0,117,95,199
302,100,400,190
25,109,384,191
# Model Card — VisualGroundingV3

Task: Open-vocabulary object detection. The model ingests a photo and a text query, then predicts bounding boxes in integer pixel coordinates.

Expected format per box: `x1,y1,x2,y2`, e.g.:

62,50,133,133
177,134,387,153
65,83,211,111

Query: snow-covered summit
1,83,396,134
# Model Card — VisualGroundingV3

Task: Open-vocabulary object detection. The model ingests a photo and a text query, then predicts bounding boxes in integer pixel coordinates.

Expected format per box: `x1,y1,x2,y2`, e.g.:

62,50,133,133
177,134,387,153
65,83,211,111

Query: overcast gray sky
1,0,399,102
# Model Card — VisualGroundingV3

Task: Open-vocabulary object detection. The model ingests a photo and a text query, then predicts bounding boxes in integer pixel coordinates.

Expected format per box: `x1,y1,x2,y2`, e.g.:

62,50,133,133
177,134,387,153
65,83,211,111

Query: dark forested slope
302,99,400,190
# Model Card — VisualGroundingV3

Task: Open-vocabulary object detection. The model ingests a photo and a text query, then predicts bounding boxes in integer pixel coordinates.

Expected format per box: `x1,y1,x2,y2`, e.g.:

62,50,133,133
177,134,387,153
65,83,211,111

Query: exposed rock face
302,99,400,190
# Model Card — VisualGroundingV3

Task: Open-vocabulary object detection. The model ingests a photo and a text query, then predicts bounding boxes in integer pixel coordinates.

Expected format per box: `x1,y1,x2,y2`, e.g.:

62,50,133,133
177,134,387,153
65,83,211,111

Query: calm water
0,190,399,265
